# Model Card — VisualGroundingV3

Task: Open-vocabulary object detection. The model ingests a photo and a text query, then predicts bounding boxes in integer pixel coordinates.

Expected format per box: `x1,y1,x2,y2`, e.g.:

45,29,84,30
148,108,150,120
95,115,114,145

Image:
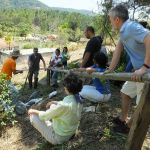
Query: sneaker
113,123,130,134
113,116,126,125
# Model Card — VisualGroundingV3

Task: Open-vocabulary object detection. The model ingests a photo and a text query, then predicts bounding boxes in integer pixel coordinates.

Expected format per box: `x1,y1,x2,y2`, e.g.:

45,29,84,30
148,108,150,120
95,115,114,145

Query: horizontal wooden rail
48,68,150,83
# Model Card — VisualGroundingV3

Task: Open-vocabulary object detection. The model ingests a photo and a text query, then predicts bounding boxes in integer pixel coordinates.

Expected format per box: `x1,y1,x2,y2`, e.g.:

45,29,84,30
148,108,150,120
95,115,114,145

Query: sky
38,0,99,11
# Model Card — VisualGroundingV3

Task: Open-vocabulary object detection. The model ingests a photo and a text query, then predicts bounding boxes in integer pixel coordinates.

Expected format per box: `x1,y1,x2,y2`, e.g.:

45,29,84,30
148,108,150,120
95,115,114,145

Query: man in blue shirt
108,4,150,133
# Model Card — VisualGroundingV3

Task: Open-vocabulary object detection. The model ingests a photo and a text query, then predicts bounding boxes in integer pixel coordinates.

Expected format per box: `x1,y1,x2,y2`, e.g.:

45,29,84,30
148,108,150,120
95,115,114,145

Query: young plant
0,74,16,129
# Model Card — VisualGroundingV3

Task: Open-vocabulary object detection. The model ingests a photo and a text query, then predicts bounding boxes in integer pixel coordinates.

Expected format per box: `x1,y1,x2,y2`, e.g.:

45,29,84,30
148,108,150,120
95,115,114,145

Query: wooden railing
47,68,150,150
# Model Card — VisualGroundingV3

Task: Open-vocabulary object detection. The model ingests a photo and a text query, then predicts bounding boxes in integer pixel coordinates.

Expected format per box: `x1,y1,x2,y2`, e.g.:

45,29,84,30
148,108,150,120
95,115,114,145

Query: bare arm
13,70,23,74
108,40,124,71
81,52,91,67
131,33,150,81
41,57,46,70
144,33,150,67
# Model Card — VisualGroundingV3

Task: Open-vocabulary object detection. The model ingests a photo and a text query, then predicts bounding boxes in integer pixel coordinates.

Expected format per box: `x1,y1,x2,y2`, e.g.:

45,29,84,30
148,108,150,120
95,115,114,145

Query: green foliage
68,62,80,69
0,74,16,129
0,8,93,38
103,128,111,138
5,34,12,49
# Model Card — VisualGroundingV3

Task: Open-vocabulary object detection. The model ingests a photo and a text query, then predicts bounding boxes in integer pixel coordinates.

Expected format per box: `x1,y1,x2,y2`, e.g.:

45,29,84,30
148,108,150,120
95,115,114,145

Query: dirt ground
0,48,150,150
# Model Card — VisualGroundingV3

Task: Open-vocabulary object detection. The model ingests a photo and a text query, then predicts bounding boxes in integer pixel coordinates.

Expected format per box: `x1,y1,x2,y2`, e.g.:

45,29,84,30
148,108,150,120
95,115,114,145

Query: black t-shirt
29,53,43,71
83,36,102,67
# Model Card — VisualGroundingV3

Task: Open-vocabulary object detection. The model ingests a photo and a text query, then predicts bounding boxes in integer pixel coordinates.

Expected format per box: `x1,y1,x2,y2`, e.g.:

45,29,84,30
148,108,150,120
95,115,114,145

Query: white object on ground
83,106,96,112
49,91,57,98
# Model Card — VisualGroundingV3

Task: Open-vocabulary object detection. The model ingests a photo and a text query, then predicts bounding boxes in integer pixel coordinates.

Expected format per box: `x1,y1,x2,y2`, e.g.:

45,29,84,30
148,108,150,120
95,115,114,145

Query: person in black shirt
81,26,102,68
28,48,46,89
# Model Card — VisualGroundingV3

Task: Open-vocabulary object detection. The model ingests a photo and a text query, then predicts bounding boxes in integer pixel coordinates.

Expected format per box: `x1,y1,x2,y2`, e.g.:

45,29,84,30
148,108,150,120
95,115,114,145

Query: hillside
0,0,94,15
51,7,95,16
0,0,49,9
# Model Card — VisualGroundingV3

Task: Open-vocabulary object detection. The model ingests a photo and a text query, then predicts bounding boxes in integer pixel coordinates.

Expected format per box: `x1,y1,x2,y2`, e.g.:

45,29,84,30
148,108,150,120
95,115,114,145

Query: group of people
49,47,70,87
1,4,150,145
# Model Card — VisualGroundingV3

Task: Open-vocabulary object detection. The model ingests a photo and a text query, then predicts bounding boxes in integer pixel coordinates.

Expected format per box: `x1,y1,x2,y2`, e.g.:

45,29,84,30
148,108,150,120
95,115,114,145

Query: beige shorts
121,81,144,105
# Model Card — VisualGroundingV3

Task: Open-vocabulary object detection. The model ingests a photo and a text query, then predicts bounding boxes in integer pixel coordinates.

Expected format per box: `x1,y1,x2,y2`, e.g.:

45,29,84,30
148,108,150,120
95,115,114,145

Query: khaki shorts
121,81,144,105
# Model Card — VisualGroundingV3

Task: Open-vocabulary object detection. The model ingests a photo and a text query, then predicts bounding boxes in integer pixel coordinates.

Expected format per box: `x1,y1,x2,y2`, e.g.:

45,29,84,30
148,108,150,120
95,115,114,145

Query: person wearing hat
1,48,23,102
28,48,46,89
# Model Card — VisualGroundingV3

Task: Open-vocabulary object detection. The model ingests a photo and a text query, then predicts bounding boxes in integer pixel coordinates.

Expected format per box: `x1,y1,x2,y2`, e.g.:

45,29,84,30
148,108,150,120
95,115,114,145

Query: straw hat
10,48,21,57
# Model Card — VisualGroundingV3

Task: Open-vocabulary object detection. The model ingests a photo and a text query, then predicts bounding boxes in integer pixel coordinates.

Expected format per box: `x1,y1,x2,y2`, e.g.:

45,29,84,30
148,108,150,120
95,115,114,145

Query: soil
0,48,150,150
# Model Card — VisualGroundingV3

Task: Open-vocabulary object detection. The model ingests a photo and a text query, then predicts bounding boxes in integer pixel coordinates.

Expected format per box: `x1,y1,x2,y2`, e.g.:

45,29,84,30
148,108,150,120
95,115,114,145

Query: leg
120,92,131,121
28,71,33,89
30,114,58,144
120,81,137,121
80,85,104,102
127,82,144,127
34,70,39,89
51,71,58,86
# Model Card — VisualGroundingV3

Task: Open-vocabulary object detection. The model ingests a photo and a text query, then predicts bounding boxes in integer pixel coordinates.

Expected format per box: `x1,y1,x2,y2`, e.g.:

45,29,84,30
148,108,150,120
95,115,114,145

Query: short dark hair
33,47,38,52
109,4,129,22
63,47,68,52
94,52,108,68
56,48,60,53
63,73,83,94
86,26,95,34
139,21,148,28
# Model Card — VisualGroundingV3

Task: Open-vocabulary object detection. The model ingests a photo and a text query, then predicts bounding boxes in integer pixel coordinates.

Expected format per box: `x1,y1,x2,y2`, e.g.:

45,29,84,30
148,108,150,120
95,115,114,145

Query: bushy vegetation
0,8,93,40
0,74,16,129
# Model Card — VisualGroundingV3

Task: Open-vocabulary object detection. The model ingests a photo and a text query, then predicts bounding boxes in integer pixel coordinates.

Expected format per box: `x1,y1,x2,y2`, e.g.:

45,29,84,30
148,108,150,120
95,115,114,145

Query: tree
5,34,12,50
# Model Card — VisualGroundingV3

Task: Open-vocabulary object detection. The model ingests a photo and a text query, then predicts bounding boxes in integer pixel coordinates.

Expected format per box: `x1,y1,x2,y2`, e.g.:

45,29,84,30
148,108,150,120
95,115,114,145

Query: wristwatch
143,64,150,69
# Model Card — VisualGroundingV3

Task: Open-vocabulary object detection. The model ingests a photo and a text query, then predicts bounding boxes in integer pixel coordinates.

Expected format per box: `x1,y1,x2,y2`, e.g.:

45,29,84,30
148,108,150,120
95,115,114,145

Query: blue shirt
120,20,150,71
92,65,110,94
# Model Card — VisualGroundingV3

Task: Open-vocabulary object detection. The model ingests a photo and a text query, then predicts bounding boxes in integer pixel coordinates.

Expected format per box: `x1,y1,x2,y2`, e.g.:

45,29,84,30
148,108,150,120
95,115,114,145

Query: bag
100,46,108,57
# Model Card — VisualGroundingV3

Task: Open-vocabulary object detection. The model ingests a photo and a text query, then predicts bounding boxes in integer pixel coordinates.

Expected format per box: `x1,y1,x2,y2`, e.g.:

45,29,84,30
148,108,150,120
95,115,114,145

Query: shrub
0,74,16,129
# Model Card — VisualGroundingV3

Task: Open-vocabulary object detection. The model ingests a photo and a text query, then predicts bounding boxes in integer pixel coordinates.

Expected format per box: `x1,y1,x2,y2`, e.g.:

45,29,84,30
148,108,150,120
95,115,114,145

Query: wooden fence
47,68,150,150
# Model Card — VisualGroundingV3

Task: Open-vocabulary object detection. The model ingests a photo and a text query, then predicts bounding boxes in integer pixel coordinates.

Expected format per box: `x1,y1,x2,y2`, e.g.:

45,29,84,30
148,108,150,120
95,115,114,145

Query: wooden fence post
125,83,150,150
47,69,50,86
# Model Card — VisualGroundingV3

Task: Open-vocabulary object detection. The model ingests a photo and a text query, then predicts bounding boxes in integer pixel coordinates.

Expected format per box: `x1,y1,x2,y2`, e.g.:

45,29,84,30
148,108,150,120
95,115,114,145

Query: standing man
81,26,102,68
1,49,23,101
28,48,46,89
108,4,150,133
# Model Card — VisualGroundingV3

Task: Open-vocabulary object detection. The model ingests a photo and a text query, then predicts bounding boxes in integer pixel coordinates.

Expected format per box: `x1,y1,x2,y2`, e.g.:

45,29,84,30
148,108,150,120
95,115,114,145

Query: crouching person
80,52,111,102
28,73,83,145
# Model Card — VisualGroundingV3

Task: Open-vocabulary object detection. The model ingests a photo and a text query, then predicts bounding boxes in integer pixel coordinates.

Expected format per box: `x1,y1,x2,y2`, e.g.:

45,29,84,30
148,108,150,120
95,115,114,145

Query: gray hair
109,4,129,22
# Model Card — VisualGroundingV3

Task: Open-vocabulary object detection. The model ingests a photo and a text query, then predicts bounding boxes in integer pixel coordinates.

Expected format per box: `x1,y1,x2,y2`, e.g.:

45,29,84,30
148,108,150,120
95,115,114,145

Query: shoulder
29,53,34,57
88,37,98,44
126,21,146,32
9,58,16,64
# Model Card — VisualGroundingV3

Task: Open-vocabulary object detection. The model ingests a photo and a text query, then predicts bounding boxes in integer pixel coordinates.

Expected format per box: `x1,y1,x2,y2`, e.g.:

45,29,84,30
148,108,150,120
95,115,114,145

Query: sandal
113,116,126,125
113,123,130,134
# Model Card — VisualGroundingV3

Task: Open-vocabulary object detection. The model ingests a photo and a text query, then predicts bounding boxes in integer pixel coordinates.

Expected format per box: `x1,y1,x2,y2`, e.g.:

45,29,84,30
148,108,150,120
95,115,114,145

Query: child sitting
49,48,63,87
79,52,111,102
28,73,83,145
62,47,70,69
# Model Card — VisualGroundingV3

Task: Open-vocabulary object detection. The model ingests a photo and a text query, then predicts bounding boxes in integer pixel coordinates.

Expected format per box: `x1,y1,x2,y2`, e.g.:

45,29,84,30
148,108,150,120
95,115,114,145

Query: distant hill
0,0,95,15
0,0,49,9
50,7,95,16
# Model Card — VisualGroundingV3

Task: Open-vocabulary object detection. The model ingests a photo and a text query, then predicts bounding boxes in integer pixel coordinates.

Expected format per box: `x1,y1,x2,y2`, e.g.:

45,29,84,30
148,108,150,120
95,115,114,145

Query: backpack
100,46,108,57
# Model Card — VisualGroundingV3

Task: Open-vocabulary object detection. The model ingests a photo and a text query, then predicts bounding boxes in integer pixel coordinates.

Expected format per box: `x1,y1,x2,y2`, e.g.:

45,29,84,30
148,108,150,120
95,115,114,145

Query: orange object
1,57,16,80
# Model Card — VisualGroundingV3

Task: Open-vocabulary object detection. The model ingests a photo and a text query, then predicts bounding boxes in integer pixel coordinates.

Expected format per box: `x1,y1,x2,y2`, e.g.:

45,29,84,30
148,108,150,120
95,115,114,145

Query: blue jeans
51,71,58,85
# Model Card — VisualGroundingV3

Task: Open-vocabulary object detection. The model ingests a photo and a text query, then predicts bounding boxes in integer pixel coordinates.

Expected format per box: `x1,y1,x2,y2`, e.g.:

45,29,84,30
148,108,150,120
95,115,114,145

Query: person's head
109,4,129,30
55,48,60,56
63,73,83,95
10,49,21,60
63,47,68,53
139,21,148,28
93,52,108,68
84,26,95,39
33,48,38,55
